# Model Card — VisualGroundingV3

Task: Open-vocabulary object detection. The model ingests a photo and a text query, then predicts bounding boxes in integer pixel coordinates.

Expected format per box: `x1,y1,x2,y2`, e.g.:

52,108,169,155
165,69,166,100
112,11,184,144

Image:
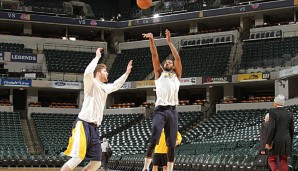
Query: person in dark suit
259,113,269,155
265,94,294,171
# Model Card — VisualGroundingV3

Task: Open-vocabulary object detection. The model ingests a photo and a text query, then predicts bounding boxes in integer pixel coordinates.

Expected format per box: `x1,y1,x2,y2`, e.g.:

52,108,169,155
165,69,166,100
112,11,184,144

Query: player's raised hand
125,60,133,75
142,33,153,39
165,29,171,43
96,48,104,58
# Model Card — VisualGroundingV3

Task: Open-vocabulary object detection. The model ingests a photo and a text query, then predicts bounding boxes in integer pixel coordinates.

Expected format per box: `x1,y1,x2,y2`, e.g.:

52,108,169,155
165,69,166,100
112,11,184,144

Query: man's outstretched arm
165,29,182,80
143,33,163,79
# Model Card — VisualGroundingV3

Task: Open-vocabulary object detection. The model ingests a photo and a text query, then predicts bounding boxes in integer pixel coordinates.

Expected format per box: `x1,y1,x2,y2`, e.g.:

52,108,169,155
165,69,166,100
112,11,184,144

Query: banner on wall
279,66,298,78
120,82,132,89
1,79,32,87
0,52,3,61
180,77,196,85
202,76,232,84
10,52,37,63
24,73,36,79
51,81,82,89
136,80,155,88
238,73,270,82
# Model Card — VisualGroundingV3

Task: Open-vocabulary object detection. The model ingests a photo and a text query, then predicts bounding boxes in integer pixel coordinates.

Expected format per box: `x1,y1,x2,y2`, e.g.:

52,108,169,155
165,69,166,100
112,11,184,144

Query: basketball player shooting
60,48,133,171
141,29,182,171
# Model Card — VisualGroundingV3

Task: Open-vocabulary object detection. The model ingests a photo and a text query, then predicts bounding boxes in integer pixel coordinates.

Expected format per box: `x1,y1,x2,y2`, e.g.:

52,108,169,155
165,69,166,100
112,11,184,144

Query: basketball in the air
137,0,152,9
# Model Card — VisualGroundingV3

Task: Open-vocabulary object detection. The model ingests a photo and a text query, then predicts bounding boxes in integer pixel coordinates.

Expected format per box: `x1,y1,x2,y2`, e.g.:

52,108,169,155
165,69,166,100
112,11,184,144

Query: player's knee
146,143,157,158
65,157,82,170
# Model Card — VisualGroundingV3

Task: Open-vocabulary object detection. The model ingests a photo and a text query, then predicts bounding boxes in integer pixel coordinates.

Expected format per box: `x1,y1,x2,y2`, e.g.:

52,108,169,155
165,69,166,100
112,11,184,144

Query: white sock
143,158,152,171
167,162,174,171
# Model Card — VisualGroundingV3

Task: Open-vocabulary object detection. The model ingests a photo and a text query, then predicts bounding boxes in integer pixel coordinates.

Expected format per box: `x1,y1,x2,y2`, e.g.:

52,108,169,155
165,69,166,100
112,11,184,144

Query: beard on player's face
164,65,174,71
164,60,174,72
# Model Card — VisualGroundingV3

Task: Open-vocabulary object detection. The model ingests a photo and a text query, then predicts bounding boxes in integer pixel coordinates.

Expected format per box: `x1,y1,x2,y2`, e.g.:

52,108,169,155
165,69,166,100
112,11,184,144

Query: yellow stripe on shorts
64,121,87,160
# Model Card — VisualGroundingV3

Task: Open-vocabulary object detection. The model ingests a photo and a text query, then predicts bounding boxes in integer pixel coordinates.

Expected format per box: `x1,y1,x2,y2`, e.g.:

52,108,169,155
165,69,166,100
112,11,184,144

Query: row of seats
240,37,298,69
0,99,11,106
23,0,66,15
222,96,275,104
0,154,70,167
109,111,204,156
108,46,171,82
0,105,297,169
31,112,144,155
179,44,232,77
0,42,32,53
248,30,282,40
109,105,298,170
0,112,28,158
44,49,102,73
181,35,233,47
109,103,136,109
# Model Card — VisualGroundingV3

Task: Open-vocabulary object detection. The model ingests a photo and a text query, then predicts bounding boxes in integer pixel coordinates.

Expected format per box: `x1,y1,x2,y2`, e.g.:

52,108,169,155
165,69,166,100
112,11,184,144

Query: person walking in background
265,94,294,171
101,138,111,170
259,113,269,155
152,130,182,171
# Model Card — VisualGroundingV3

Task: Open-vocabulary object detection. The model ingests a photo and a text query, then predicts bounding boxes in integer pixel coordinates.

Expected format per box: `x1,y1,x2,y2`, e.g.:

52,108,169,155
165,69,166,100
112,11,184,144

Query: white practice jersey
155,71,180,106
78,57,128,126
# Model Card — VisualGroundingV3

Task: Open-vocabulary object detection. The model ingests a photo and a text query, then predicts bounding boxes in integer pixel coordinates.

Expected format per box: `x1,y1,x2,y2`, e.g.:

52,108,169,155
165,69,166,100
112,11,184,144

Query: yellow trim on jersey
154,131,182,154
64,121,87,160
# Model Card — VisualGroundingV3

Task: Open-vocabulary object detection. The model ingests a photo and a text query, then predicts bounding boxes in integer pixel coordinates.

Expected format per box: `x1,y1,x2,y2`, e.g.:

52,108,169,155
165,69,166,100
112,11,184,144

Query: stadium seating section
108,46,171,82
0,105,297,168
0,112,29,167
0,42,32,53
109,105,298,170
31,113,144,156
0,99,11,106
223,96,274,104
44,49,102,73
83,0,117,20
18,0,243,20
23,0,65,15
240,37,298,69
109,111,204,156
180,44,232,77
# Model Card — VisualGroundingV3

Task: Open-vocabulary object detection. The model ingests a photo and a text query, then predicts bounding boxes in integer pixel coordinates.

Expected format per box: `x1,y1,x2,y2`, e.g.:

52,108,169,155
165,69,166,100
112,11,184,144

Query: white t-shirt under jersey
78,57,128,126
155,71,180,106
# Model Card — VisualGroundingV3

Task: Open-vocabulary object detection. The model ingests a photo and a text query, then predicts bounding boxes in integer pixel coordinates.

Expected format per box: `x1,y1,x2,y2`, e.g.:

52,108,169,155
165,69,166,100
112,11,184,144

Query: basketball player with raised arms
61,48,133,171
142,29,182,171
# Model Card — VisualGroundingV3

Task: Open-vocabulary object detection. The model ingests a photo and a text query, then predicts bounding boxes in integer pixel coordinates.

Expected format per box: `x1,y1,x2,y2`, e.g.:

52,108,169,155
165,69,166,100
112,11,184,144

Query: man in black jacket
259,113,269,155
265,94,294,171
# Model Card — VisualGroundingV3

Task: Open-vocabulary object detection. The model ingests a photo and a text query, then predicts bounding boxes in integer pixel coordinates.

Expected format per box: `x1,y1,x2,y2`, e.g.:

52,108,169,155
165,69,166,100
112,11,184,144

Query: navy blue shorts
64,118,102,161
149,106,178,147
153,153,167,166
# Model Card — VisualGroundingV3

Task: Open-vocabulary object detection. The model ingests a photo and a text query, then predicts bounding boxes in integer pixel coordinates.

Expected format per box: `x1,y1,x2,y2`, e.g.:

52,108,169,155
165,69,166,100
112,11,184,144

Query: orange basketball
137,0,152,9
